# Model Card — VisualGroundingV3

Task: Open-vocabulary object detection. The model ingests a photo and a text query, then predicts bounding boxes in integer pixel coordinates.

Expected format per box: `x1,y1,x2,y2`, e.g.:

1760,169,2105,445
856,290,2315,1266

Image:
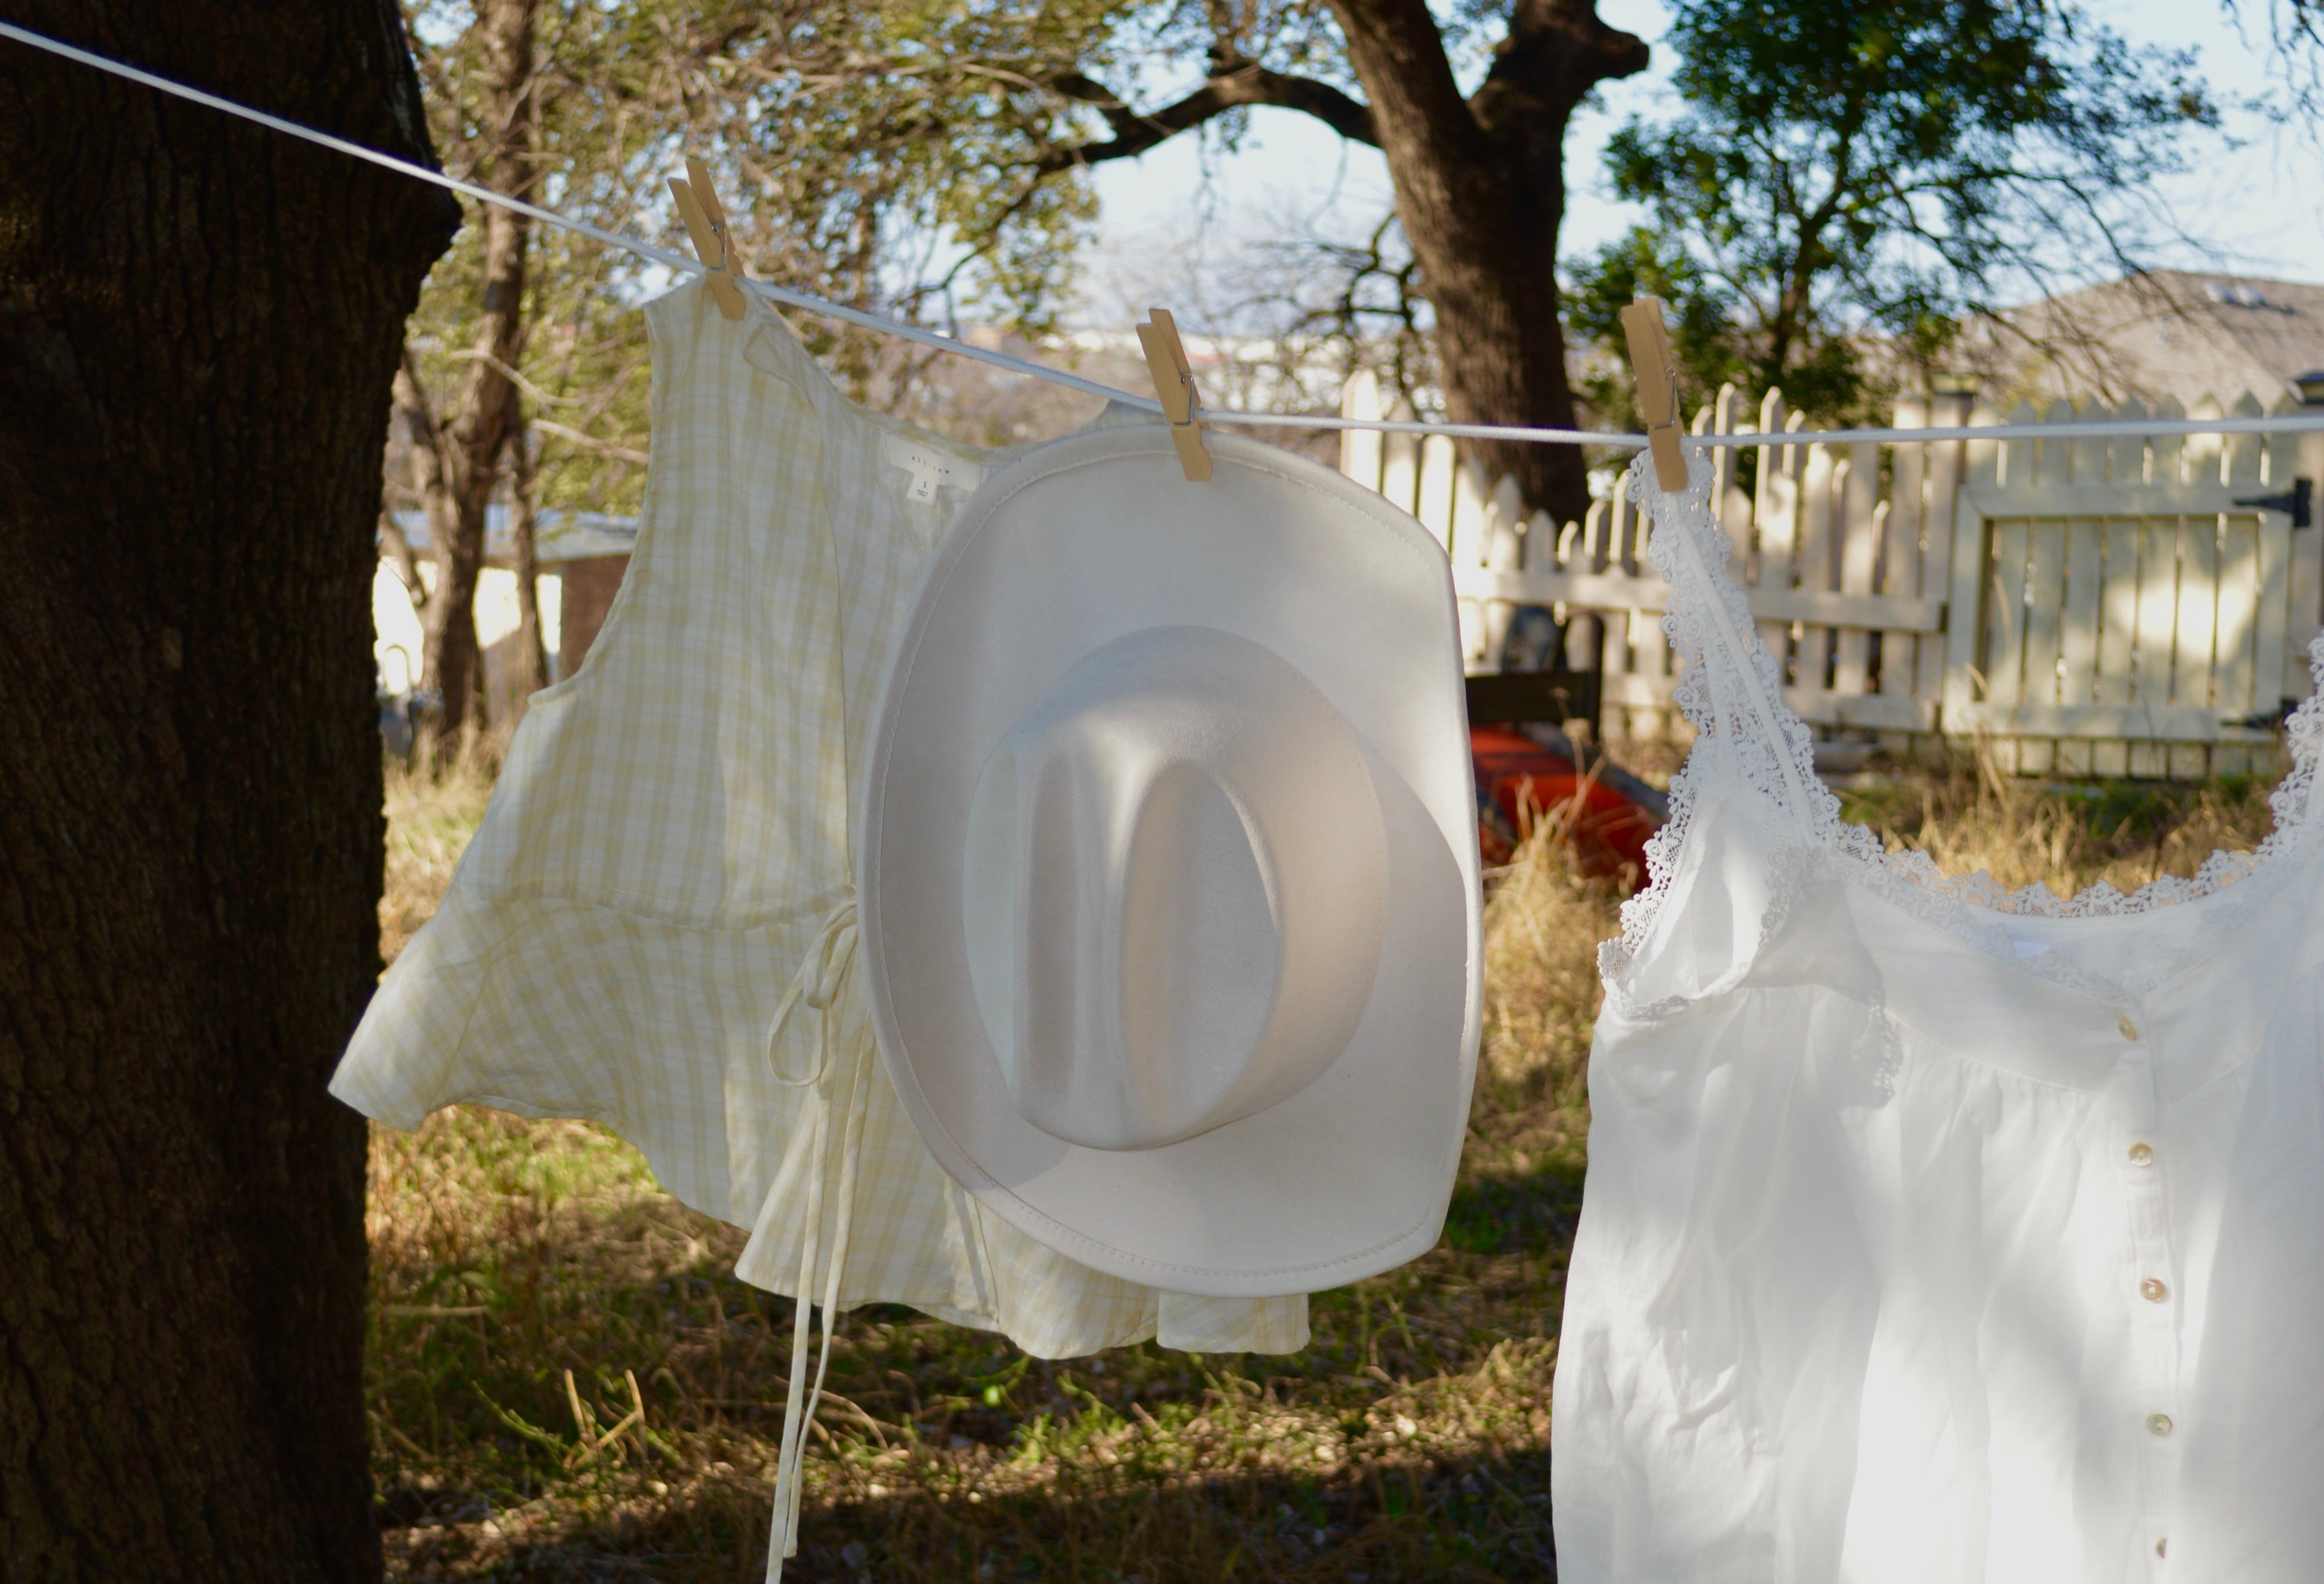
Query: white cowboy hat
858,425,1480,1298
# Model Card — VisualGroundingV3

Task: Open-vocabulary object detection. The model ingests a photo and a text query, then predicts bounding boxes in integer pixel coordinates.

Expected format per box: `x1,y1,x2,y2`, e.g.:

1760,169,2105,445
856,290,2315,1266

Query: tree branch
1036,62,1376,173
529,417,650,463
1482,0,1650,118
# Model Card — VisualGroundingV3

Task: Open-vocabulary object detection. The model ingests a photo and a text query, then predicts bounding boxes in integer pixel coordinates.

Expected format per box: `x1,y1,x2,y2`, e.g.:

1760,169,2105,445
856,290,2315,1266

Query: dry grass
367,1099,1576,1582
366,742,2284,1580
1836,741,2282,903
381,748,499,964
366,761,1611,1582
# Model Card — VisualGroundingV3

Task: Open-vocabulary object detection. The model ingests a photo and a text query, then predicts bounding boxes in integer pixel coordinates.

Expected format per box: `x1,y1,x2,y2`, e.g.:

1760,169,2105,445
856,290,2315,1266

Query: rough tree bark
1042,0,1647,523
414,0,538,760
0,3,456,1579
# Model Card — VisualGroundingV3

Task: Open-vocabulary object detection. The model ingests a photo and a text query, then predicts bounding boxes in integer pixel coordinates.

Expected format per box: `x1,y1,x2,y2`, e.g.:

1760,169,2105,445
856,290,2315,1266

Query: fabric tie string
762,899,875,1584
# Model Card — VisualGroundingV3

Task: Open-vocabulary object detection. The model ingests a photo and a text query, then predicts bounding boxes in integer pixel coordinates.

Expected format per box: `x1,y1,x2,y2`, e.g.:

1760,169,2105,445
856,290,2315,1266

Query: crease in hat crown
960,626,1389,1152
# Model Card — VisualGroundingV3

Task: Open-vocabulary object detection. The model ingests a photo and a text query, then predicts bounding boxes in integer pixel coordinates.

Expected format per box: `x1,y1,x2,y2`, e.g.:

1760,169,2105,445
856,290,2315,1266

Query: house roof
1978,271,2324,409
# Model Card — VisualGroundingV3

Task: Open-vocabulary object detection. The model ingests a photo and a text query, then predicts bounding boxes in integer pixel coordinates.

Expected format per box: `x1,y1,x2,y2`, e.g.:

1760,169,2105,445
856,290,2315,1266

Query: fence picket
1833,443,1880,698
1333,371,2302,774
1798,442,1839,705
1340,371,1383,491
1709,386,1753,583
2264,393,2305,707
1941,406,2004,732
2022,518,2067,774
1995,404,2042,773
2054,401,2107,738
2089,400,2149,777
1380,401,1419,517
1989,517,2032,708
1914,396,1967,710
1880,397,1927,724
1481,471,1526,667
2170,397,2226,776
1416,432,1457,549
1754,399,1804,674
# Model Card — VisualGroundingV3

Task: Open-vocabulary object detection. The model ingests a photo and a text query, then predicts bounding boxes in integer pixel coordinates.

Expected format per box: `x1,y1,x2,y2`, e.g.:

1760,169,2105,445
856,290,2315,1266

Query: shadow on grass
1441,1159,1587,1259
384,1441,1555,1583
367,1138,1578,1583
373,1219,1568,1583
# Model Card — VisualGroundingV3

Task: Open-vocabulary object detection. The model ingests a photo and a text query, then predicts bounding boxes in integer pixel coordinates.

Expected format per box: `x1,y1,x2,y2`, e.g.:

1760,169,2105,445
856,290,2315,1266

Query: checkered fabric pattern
332,281,1307,1357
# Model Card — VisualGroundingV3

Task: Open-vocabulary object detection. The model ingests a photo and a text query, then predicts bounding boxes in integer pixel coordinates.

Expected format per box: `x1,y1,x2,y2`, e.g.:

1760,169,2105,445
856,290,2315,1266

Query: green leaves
1567,0,2222,420
399,0,1137,516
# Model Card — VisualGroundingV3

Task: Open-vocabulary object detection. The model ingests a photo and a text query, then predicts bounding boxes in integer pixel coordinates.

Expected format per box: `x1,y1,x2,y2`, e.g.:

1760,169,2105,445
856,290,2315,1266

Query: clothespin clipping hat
856,426,1482,1295
1135,308,1211,480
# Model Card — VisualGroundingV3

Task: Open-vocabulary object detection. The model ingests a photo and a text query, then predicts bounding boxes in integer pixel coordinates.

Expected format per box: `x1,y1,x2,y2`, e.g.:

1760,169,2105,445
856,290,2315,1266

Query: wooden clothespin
1618,296,1691,490
669,156,747,321
1135,308,1211,482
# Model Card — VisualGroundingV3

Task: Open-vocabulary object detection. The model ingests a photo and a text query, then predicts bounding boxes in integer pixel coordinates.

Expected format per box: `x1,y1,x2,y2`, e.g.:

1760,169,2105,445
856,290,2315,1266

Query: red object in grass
1470,724,1659,882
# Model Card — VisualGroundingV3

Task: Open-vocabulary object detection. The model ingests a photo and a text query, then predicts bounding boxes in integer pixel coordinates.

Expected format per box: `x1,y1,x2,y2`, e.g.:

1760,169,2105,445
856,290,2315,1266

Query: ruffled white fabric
1555,449,2324,1583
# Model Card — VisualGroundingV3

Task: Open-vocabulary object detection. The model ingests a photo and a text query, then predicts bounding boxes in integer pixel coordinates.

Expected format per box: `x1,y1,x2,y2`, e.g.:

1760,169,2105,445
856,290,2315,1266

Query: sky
1074,0,2324,322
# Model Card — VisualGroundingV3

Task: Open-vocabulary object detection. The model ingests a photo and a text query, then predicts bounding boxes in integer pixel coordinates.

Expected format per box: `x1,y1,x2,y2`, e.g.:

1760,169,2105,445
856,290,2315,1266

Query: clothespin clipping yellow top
1618,296,1691,490
669,156,747,321
1135,308,1211,482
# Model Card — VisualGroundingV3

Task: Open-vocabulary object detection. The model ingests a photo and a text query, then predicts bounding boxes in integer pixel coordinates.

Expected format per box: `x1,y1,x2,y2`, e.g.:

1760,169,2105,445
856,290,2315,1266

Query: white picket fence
1337,372,2320,775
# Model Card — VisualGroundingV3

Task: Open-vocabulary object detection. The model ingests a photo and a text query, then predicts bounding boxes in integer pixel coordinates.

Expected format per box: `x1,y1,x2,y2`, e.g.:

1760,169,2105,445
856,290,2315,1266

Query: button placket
2115,1010,2180,1574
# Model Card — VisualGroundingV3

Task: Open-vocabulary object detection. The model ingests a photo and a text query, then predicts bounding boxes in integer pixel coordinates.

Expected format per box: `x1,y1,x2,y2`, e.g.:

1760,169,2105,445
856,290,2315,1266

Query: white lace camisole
1551,450,2324,1582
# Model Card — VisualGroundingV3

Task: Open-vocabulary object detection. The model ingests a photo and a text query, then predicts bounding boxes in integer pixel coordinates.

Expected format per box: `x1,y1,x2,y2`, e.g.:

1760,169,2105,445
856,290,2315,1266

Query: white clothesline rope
10,17,2324,455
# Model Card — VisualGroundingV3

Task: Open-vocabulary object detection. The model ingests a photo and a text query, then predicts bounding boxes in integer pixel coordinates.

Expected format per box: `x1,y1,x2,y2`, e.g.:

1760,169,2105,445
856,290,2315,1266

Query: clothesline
10,17,2324,455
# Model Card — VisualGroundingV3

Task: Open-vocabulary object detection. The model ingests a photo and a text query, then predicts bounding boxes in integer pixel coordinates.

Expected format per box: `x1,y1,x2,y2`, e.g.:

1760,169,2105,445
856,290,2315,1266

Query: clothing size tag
882,434,982,502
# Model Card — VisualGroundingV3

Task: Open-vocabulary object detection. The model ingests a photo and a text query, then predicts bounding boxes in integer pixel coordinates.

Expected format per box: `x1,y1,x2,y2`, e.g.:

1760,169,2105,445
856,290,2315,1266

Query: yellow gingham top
333,281,1307,1357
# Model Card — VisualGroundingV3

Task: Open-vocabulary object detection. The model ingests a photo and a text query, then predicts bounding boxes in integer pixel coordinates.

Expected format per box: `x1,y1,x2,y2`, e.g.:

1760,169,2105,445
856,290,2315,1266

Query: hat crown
962,627,1387,1151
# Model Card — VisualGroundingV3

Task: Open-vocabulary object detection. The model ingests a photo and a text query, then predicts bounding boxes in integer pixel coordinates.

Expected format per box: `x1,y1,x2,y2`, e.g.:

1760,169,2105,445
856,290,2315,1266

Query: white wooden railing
1336,372,2319,776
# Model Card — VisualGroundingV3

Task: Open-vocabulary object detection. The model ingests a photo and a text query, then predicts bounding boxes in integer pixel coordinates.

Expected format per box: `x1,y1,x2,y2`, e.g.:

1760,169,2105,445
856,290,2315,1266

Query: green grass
367,742,2282,1579
367,1106,1578,1581
367,767,1609,1581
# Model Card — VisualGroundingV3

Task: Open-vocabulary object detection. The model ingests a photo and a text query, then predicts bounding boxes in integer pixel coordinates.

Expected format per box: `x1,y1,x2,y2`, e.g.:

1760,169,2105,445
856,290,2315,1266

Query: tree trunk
1328,0,1646,525
391,355,450,621
0,4,456,1579
508,413,551,701
415,0,537,762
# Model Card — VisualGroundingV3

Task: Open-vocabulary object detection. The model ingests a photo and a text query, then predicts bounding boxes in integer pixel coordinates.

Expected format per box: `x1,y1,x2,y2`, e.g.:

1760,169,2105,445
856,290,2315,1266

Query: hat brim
858,428,1481,1298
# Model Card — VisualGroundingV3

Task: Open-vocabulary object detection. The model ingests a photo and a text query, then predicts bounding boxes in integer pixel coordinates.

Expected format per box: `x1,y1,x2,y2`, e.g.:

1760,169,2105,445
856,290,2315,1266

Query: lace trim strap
1628,451,1834,843
1611,440,2324,990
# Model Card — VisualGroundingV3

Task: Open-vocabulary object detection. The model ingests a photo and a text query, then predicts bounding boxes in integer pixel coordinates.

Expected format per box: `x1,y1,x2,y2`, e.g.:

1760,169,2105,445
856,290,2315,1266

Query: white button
2128,1141,2155,1166
2119,1015,2140,1040
2142,1277,2169,1302
2148,1413,2174,1436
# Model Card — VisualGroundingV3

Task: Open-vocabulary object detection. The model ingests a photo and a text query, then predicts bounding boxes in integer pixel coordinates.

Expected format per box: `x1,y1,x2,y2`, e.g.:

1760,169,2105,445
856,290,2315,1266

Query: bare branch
1035,63,1376,174
529,418,650,463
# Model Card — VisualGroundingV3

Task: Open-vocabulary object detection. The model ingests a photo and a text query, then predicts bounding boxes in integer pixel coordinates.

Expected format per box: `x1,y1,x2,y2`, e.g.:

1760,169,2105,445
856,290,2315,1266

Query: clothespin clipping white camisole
1552,449,2324,1581
330,282,1307,1579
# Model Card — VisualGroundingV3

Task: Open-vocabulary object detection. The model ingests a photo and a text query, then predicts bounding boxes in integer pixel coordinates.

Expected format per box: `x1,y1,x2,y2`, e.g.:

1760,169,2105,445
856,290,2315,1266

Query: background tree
2240,0,2324,117
392,0,1103,753
400,0,1660,545
0,3,455,1576
1564,0,2219,425
989,0,1652,522
403,0,539,759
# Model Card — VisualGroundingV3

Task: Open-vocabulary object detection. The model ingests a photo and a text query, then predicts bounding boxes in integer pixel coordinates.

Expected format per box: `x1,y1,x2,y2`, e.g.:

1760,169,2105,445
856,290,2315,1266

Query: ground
364,741,2279,1581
